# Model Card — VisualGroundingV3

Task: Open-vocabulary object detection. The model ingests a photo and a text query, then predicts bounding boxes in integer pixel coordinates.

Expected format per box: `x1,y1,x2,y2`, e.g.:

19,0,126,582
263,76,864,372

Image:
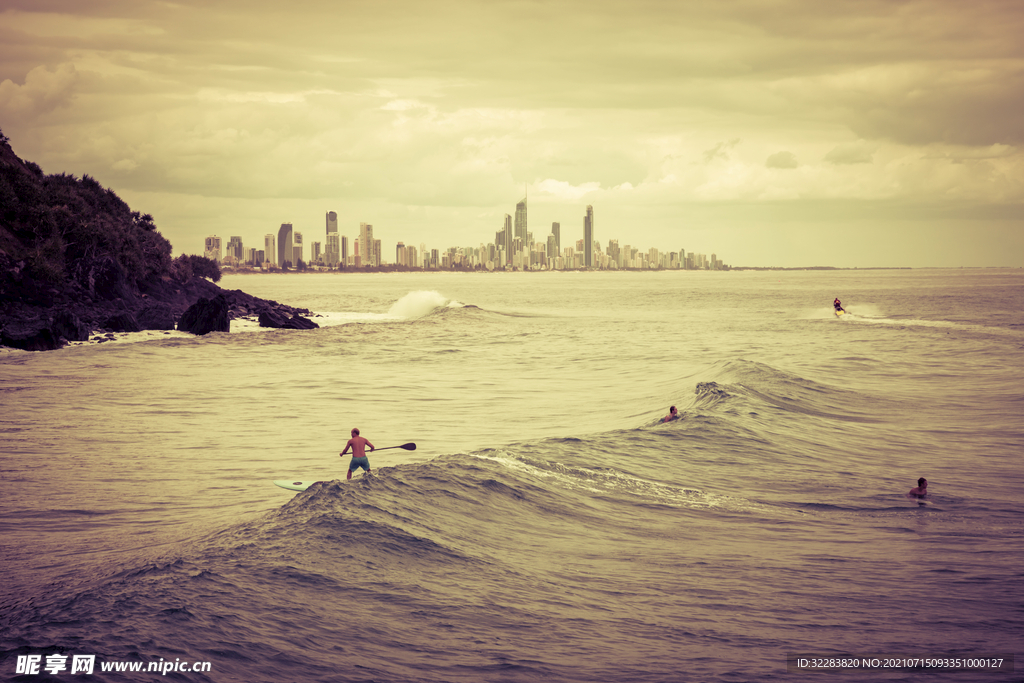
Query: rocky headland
0,131,317,351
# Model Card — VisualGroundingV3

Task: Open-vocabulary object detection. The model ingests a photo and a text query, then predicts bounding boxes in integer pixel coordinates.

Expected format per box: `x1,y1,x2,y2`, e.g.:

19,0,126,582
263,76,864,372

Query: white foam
387,290,460,319
60,290,465,349
801,303,886,321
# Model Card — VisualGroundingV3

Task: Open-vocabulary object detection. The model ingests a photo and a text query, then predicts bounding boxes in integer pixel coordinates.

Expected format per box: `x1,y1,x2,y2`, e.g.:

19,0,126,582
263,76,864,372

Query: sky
1,0,1023,268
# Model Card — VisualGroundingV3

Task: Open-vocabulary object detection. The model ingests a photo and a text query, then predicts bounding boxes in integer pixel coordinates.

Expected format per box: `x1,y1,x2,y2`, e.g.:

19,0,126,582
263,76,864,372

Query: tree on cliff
170,254,222,283
0,128,174,300
0,129,318,351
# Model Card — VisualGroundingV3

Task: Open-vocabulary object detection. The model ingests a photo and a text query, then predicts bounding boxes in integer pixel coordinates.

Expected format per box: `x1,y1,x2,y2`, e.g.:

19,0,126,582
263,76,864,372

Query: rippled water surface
2,269,1022,681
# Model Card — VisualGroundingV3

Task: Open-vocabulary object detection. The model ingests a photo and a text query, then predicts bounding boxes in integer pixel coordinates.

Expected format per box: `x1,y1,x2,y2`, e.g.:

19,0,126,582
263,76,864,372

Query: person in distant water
833,297,845,312
341,428,375,480
906,477,928,499
662,405,679,422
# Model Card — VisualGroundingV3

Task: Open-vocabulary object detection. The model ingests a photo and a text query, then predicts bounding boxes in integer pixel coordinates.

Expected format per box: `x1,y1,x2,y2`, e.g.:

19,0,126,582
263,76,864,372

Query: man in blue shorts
341,427,375,480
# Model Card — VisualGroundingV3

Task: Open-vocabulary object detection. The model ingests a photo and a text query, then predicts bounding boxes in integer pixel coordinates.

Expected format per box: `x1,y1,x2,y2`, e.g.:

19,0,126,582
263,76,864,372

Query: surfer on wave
341,427,375,480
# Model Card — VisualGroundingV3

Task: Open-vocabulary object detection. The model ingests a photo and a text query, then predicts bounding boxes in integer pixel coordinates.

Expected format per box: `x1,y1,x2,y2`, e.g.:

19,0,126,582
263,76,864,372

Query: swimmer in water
906,477,928,499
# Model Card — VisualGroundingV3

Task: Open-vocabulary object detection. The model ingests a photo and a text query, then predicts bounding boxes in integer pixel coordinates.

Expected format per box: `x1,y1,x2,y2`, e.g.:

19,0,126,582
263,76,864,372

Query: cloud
534,179,602,200
824,140,875,165
111,158,138,171
703,139,741,164
766,151,798,169
0,63,79,120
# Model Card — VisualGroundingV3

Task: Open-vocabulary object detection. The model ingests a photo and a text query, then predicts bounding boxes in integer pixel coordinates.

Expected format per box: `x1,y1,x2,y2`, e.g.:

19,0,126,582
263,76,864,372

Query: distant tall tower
359,223,374,267
325,233,339,267
293,231,303,265
514,195,528,248
551,222,560,252
503,214,513,265
265,234,276,266
326,211,338,234
583,206,594,268
227,236,243,261
204,236,222,262
277,223,293,268
341,235,349,265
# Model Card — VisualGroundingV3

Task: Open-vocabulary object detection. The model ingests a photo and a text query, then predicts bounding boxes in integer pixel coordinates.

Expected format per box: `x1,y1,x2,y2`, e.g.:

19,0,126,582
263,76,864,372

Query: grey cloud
766,151,798,169
703,139,741,164
842,68,1024,147
824,141,874,165
0,63,79,121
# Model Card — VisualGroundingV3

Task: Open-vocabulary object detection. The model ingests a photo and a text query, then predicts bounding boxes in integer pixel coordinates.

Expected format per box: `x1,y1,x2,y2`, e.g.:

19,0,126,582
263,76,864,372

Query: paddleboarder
341,428,375,479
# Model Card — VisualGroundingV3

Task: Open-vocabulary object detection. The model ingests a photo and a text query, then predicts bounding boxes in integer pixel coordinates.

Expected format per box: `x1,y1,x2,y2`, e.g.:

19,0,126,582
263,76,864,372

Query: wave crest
387,291,464,319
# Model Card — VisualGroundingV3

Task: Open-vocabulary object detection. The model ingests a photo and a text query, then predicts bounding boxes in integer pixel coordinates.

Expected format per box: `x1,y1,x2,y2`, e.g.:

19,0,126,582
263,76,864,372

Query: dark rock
3,268,312,350
51,310,91,342
258,309,320,329
0,319,61,351
178,295,230,335
136,303,176,331
103,312,142,333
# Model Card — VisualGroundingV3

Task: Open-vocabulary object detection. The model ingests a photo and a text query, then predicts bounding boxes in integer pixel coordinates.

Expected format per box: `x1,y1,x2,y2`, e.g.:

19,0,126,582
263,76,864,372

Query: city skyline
202,198,726,272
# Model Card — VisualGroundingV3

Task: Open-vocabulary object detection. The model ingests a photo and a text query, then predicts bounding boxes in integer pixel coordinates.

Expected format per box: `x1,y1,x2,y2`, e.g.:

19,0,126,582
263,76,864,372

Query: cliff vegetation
0,130,306,350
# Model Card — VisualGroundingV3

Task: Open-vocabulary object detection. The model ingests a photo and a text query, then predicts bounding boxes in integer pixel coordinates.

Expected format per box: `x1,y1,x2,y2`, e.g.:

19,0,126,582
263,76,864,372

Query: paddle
373,442,416,452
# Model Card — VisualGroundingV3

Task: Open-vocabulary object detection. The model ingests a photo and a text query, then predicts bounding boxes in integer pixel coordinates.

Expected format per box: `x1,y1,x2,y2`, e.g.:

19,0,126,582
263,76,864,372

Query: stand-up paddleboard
274,479,322,491
272,443,417,492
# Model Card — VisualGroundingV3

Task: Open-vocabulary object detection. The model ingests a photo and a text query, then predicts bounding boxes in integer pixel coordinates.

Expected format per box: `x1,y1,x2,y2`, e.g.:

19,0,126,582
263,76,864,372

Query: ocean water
1,269,1022,682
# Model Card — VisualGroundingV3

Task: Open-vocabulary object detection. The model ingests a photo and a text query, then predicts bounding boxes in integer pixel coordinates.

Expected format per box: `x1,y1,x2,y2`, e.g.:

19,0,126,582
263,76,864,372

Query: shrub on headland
0,129,304,350
0,128,174,294
171,254,222,283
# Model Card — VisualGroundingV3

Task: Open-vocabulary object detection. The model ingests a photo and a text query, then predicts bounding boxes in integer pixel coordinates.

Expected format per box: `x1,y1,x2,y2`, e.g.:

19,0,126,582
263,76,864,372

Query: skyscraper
326,233,340,267
277,223,293,268
551,222,560,252
264,234,276,266
227,236,243,261
359,223,374,267
514,197,527,248
204,236,222,262
293,231,303,266
583,206,594,268
503,214,512,265
324,211,340,267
